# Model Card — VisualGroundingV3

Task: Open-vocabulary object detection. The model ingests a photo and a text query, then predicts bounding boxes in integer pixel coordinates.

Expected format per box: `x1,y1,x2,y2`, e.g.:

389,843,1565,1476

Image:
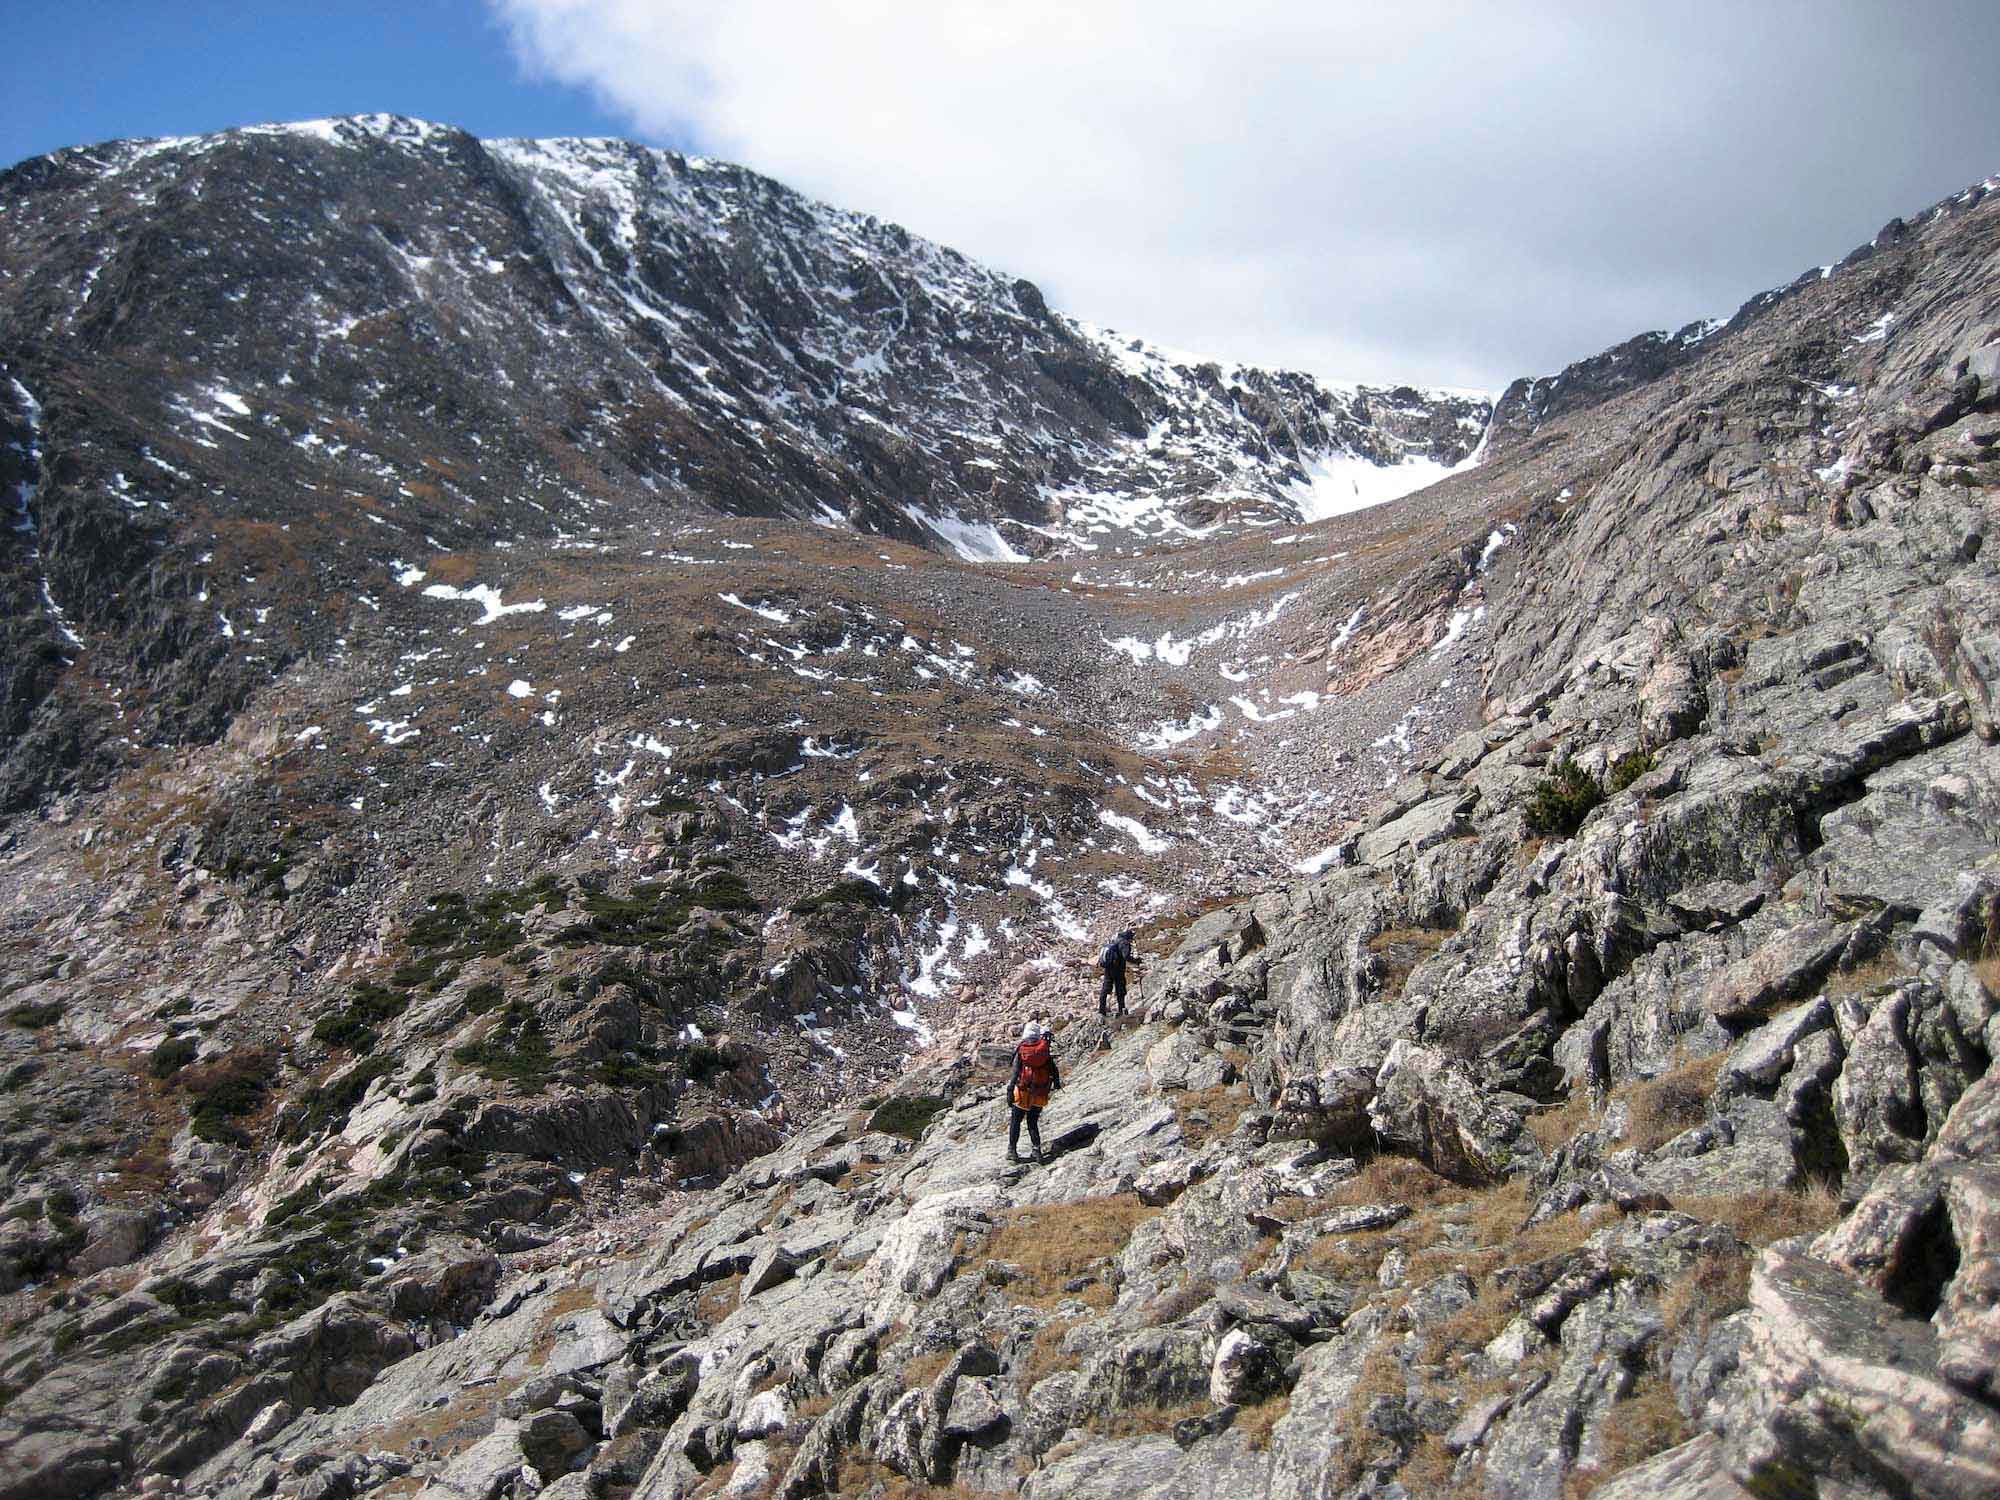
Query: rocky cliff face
0,121,1997,1500
0,114,1484,813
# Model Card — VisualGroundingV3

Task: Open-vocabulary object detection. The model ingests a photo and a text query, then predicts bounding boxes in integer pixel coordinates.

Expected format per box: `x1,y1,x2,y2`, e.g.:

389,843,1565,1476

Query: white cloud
494,1,2000,389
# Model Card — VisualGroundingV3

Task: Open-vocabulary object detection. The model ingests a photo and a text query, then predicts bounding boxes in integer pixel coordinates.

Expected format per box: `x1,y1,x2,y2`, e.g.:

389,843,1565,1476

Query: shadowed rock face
1,124,1999,1500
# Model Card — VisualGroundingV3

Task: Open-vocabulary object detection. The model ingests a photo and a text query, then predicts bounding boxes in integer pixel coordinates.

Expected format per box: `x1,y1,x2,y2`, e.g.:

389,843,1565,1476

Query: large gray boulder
1719,1241,2000,1500
1369,1041,1544,1183
245,1294,416,1409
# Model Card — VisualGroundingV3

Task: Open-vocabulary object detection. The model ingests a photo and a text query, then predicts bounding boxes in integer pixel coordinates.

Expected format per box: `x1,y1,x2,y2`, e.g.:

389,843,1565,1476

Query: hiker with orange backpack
1008,1021,1062,1163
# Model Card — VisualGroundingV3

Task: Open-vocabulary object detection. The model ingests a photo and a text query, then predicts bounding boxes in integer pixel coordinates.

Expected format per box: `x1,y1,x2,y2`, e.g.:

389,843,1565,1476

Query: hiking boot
1037,1147,1050,1164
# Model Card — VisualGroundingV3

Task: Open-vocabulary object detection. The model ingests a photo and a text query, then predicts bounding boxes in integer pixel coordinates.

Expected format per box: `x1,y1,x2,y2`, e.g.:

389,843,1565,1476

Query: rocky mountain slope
0,112,1484,813
0,117,1997,1500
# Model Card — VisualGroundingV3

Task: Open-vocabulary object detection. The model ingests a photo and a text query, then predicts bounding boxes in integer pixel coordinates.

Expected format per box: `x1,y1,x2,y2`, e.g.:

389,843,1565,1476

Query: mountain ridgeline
0,114,1483,811
1,117,1999,1500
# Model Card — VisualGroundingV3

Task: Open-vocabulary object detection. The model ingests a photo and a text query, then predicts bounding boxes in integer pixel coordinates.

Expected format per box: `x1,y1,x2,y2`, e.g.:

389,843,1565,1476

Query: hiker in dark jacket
1096,928,1140,1018
1008,1021,1062,1163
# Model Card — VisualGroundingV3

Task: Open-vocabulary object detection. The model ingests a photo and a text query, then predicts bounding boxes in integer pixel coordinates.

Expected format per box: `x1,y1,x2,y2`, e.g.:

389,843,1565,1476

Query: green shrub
191,1073,265,1125
683,1045,732,1085
791,879,891,917
463,980,505,1014
1524,756,1605,839
259,1237,358,1315
1607,750,1657,793
1,1059,40,1093
390,956,458,992
595,959,651,995
152,1279,236,1320
596,1053,680,1091
182,1051,276,1149
869,1095,949,1141
310,1014,377,1053
284,1057,397,1143
311,983,410,1053
452,1006,553,1092
149,1037,200,1078
553,867,758,950
5,1003,62,1029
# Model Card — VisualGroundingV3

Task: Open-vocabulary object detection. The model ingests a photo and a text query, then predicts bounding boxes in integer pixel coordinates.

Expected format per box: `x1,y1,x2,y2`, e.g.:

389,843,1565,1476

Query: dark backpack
1099,938,1126,973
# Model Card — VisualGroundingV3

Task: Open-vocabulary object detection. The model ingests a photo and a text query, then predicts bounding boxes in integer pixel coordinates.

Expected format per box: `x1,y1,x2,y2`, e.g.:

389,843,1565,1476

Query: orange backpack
1014,1036,1054,1108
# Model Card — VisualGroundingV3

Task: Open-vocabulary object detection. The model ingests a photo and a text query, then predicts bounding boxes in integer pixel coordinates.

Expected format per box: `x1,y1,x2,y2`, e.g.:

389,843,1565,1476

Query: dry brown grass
697,1271,744,1324
525,1284,601,1365
1095,1398,1211,1439
1020,1317,1082,1386
830,1456,1011,1498
1975,952,2000,999
1235,1392,1291,1451
754,1183,797,1230
1527,1090,1597,1152
982,1194,1160,1308
1821,952,1912,1000
901,1347,953,1391
1299,1154,1481,1278
833,1157,892,1192
1134,891,1263,962
1673,1182,1840,1248
1400,1432,1478,1499
1141,1277,1218,1324
1622,1052,1725,1153
686,1458,738,1498
1367,926,1453,1003
1660,1251,1752,1335
1416,1203,1591,1361
1563,1376,1689,1499
1423,1286,1529,1359
1262,1193,1327,1226
1170,1083,1253,1147
367,1381,502,1459
1305,1234,1392,1280
1336,1345,1411,1482
1366,926,1453,954
1330,1154,1474,1211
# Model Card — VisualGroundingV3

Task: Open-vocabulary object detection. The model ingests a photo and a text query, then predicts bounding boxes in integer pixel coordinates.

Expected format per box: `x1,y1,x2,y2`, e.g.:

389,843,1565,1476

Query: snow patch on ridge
902,505,1028,563
1292,447,1478,522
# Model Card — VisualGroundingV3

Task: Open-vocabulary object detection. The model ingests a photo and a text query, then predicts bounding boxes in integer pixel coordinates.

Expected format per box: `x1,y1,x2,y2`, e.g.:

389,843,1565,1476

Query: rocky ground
0,129,1996,1500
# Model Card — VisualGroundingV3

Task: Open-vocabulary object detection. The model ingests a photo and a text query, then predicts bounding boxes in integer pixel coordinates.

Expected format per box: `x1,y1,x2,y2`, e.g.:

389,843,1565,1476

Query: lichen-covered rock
1369,1040,1543,1183
518,1407,592,1478
1077,1327,1213,1422
245,1294,417,1410
1718,1242,2000,1500
1209,1326,1286,1406
941,1377,1007,1438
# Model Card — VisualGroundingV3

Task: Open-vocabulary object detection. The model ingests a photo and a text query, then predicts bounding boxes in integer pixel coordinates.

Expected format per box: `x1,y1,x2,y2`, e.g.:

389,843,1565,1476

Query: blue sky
0,0,682,170
6,2,1997,390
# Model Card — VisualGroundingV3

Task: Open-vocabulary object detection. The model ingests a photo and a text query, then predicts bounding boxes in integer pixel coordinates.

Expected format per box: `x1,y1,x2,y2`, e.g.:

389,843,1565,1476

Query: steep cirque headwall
0,114,1485,813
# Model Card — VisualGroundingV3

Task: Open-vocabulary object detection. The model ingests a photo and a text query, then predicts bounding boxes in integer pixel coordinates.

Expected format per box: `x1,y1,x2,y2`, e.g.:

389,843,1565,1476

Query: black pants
1009,1105,1043,1157
1099,969,1126,1014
